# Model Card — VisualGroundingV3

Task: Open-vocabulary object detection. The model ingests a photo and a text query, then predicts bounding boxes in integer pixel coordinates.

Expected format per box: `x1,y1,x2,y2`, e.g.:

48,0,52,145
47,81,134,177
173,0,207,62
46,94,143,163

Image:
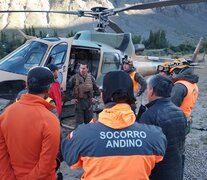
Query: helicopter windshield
0,41,48,75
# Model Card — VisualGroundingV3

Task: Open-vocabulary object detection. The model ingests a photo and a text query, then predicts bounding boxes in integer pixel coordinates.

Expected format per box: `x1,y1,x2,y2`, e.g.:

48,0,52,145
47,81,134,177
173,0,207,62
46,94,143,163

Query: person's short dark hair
27,67,54,94
102,71,136,105
79,62,89,68
46,64,59,72
148,74,174,98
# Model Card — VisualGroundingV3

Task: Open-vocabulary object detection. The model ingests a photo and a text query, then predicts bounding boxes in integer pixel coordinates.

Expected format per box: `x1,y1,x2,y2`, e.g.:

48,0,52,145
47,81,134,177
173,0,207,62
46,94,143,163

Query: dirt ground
59,60,207,180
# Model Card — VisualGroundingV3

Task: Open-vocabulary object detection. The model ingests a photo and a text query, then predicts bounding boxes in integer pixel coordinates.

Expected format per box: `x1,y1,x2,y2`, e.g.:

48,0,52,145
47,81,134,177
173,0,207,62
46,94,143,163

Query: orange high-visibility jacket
62,103,167,180
129,71,139,92
0,94,60,180
175,80,198,118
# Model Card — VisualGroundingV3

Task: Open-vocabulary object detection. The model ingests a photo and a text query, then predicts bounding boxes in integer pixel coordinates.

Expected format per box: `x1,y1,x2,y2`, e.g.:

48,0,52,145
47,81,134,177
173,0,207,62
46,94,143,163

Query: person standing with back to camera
170,58,199,135
61,71,167,180
0,67,60,180
138,74,187,180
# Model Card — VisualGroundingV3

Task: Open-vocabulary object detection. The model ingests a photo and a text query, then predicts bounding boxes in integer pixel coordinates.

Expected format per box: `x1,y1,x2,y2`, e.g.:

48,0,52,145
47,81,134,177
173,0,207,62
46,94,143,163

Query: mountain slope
0,0,206,45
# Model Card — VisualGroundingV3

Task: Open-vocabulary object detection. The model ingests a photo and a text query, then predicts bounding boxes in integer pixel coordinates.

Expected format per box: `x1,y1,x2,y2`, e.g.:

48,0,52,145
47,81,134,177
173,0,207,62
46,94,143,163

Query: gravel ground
183,63,207,180
60,61,207,180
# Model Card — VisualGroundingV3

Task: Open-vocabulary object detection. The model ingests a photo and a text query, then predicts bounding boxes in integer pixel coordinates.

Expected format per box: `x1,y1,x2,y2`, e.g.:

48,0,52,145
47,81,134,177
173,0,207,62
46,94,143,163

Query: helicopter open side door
42,38,73,92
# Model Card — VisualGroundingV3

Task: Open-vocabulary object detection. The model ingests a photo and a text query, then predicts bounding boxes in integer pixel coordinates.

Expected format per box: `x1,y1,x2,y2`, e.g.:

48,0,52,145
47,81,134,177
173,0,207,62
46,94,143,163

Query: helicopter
0,0,206,113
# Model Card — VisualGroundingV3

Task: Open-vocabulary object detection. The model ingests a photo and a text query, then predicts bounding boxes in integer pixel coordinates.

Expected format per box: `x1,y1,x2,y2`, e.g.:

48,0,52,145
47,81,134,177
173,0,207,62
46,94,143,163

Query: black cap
27,67,54,94
46,64,59,72
102,71,136,104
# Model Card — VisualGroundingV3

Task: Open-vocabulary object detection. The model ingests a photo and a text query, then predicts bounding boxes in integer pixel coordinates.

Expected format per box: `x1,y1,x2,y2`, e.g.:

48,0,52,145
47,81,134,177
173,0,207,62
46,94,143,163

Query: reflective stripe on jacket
175,80,198,118
129,71,138,92
46,97,53,103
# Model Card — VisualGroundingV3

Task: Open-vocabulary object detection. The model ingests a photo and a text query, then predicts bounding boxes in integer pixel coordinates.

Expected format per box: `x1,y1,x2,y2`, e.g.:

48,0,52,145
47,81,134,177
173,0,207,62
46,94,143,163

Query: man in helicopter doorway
68,62,100,126
122,55,147,113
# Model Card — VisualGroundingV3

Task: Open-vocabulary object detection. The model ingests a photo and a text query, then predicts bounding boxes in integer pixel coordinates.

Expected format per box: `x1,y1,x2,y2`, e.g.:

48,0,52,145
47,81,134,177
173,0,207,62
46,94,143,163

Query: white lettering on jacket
100,130,147,148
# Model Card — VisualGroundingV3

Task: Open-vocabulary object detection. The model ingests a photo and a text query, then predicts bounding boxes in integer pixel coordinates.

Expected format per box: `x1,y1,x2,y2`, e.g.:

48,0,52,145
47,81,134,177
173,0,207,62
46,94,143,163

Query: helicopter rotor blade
113,0,207,14
0,0,206,33
108,19,124,33
0,10,86,17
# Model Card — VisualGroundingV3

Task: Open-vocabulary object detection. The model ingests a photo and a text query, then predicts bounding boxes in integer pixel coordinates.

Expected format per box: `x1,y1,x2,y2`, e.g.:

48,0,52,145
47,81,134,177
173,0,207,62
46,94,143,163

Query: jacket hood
102,71,136,104
98,103,135,129
174,68,199,83
19,93,55,110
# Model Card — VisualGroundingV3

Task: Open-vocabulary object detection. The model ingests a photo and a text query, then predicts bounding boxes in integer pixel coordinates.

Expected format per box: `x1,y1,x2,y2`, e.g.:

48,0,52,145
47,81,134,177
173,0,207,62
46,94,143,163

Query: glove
136,91,142,97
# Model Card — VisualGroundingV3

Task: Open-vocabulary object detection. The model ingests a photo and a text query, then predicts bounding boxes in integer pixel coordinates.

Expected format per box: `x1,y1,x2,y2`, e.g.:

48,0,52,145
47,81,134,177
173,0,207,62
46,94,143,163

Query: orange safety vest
175,80,198,118
129,71,139,92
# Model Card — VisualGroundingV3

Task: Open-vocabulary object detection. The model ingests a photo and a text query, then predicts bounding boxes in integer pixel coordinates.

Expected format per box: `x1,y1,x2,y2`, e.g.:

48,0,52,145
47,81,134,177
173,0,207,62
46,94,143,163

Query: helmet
27,67,54,93
102,71,136,104
157,61,171,73
169,58,190,73
123,56,133,65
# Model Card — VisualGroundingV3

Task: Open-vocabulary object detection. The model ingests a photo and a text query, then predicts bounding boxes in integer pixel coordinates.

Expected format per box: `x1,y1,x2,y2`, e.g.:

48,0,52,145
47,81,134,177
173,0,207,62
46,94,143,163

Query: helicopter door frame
43,39,73,91
69,46,101,79
95,49,122,86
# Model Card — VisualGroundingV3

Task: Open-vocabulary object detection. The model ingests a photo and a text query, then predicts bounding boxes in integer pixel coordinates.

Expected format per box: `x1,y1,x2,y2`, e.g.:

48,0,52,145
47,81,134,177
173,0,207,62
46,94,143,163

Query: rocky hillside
0,0,207,45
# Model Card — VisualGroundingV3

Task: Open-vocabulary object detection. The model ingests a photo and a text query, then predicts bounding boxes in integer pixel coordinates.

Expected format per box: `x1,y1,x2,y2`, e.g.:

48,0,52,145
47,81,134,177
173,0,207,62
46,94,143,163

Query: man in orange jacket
0,67,60,180
61,71,166,180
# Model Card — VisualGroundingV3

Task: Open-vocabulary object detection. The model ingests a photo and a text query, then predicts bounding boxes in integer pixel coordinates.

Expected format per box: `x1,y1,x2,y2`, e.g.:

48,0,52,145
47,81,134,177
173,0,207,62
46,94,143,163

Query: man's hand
71,99,78,104
91,98,98,103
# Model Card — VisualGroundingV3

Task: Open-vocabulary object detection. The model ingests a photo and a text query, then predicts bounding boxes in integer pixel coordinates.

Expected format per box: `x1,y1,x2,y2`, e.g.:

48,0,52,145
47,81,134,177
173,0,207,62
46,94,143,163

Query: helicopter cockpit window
46,43,68,66
101,52,120,74
0,41,48,75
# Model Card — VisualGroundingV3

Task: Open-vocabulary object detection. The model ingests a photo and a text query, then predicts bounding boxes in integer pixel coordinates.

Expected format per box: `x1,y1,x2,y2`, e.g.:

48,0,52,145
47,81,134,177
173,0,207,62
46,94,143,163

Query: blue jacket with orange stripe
61,103,167,180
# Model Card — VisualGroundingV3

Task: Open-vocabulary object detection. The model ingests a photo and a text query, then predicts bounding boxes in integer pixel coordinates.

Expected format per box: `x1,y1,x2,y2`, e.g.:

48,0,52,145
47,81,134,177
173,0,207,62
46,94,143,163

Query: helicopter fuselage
0,30,159,103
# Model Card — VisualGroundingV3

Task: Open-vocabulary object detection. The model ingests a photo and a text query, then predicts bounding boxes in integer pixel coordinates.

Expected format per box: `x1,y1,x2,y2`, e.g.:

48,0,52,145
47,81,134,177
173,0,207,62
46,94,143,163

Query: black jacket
138,98,187,180
171,67,199,106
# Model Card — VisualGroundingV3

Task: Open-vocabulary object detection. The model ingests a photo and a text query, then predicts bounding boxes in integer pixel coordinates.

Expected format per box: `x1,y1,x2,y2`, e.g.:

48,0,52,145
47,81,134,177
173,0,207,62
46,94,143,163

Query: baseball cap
27,67,54,93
